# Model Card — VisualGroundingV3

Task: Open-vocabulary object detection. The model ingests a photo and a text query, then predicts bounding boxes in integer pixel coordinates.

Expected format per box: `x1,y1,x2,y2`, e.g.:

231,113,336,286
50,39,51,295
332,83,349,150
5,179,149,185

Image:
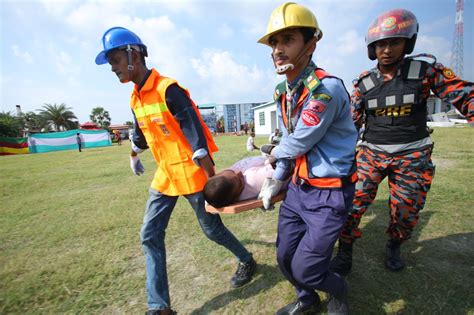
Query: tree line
0,104,113,137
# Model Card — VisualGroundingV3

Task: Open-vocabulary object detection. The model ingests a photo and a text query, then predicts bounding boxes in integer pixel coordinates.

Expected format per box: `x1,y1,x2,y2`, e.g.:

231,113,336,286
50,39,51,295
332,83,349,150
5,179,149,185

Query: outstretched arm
428,63,473,124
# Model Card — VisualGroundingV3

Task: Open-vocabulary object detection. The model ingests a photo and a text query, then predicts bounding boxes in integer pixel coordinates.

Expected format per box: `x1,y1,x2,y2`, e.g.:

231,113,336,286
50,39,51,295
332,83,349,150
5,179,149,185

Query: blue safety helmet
95,27,148,65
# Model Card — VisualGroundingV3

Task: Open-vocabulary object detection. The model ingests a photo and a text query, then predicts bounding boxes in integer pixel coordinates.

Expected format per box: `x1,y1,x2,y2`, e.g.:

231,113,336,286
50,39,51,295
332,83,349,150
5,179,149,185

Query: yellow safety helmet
258,2,322,46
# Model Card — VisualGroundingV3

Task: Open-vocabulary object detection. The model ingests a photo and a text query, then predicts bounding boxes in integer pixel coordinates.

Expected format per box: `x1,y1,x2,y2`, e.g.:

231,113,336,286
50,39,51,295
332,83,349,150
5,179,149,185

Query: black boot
329,240,353,276
275,296,321,315
230,256,257,288
327,280,349,315
385,239,405,271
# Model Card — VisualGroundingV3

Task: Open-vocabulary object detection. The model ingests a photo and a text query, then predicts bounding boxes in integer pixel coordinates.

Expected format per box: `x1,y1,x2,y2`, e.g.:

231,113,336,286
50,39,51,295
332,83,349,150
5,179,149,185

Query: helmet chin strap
272,36,317,75
275,63,295,75
126,44,135,82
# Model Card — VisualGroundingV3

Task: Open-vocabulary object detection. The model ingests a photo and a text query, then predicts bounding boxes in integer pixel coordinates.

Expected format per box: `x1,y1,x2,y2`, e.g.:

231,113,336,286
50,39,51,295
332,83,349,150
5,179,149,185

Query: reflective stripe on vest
134,102,168,118
131,70,217,196
360,58,429,144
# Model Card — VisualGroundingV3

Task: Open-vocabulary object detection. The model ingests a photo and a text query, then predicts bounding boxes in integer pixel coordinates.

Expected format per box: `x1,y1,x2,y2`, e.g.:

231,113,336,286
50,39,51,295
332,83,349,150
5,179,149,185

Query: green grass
1,128,473,314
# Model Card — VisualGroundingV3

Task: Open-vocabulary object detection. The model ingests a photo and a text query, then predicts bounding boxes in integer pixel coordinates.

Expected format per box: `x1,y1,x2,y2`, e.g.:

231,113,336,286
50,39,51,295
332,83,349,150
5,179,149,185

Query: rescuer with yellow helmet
257,3,358,314
330,9,473,277
258,2,322,76
96,26,256,315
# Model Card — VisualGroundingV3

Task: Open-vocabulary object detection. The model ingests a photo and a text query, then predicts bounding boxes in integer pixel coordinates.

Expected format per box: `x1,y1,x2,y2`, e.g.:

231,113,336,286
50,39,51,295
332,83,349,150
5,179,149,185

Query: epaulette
352,70,372,87
355,69,380,94
407,53,437,65
303,72,321,93
273,81,286,101
401,55,431,80
412,54,458,79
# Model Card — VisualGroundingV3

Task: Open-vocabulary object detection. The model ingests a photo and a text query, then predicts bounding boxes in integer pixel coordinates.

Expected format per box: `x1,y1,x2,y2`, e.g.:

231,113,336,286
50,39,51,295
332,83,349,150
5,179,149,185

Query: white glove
258,178,284,210
130,155,145,175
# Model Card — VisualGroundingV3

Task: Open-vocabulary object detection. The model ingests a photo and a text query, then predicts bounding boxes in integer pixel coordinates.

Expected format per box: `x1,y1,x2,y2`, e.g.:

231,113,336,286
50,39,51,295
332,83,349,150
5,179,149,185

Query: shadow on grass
192,198,473,314
190,263,286,314
240,239,276,248
346,199,474,314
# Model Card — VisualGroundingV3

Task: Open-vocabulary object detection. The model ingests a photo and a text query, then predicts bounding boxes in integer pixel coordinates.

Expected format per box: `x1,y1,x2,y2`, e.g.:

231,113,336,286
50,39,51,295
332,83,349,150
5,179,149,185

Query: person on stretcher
203,156,290,208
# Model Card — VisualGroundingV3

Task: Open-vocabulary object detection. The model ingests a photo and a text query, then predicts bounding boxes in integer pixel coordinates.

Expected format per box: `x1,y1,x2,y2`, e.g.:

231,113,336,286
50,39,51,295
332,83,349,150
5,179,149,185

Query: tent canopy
80,121,99,129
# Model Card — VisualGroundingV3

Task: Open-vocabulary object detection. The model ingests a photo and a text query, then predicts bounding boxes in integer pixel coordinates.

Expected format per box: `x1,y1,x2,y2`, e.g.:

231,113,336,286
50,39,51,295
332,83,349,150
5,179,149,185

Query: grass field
1,127,473,314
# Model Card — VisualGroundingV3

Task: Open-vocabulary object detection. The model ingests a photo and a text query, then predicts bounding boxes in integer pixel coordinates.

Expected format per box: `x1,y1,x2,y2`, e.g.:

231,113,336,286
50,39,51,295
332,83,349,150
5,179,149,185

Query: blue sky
1,0,473,124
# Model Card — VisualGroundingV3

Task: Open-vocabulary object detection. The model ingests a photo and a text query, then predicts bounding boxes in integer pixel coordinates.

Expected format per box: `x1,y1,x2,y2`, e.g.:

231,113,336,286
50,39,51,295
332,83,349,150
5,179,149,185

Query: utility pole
451,0,464,78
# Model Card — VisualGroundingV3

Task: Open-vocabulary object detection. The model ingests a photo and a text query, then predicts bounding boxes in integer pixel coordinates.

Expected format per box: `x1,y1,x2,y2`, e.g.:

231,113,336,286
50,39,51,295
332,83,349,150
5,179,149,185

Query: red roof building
80,122,100,130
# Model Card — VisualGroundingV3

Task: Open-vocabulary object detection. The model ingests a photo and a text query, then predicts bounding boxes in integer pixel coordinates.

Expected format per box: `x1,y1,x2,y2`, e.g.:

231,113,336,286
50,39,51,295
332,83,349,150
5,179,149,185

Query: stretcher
205,192,286,214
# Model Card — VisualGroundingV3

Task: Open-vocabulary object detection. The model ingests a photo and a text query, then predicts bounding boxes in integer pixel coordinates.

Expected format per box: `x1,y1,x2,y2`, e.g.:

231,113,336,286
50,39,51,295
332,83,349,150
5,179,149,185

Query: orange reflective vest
279,68,357,188
131,69,218,196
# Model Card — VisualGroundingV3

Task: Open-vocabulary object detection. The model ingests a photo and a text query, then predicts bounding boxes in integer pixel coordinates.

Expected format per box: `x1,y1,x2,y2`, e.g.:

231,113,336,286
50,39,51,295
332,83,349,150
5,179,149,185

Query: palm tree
22,111,50,133
90,107,111,129
38,103,78,131
0,111,22,137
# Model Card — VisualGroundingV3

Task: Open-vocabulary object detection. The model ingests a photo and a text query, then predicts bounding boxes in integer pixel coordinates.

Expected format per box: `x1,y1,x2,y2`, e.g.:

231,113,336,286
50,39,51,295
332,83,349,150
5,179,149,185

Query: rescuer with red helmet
330,9,473,276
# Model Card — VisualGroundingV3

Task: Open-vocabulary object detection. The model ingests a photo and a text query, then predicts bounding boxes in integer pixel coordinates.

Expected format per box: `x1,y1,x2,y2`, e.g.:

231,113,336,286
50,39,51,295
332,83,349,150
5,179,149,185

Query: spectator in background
115,131,122,145
76,133,82,152
268,128,280,145
246,132,259,152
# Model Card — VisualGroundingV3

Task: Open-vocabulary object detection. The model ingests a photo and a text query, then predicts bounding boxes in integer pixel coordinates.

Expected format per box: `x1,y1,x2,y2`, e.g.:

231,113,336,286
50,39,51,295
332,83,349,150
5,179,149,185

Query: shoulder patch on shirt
433,62,457,79
301,110,321,126
304,74,321,92
442,67,456,79
273,90,280,101
307,100,327,113
312,93,332,101
274,81,286,101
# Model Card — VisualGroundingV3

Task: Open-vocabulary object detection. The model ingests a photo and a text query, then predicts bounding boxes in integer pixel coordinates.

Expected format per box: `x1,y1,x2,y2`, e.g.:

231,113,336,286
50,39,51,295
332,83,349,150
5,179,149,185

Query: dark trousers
276,182,355,304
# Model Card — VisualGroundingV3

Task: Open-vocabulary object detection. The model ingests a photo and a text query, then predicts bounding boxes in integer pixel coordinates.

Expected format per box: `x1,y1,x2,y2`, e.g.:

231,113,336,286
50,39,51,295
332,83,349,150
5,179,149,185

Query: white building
253,101,279,136
427,94,452,115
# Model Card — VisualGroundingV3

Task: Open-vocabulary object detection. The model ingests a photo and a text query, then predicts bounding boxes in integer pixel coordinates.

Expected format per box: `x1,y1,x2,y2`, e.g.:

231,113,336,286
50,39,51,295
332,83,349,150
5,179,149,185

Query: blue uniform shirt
272,65,357,180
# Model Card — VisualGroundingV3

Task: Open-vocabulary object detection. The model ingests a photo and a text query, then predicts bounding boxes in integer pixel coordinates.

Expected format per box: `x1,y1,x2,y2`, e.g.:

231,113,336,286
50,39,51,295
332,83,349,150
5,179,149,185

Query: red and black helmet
366,9,419,60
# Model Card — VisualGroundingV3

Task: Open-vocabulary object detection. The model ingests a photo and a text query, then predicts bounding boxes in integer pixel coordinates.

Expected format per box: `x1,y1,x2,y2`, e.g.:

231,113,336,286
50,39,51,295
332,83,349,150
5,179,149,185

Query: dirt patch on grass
432,157,457,170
